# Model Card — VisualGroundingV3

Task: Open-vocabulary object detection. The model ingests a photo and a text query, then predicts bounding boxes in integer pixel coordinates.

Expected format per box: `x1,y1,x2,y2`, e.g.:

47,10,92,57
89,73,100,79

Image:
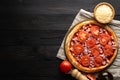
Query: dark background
0,0,120,80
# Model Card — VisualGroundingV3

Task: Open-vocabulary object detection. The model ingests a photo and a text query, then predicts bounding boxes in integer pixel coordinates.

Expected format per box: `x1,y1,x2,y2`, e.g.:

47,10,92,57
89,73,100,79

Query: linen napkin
56,9,120,77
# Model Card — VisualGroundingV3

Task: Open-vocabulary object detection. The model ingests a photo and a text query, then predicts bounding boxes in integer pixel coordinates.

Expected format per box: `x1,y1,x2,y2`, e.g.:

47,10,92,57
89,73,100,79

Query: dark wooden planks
1,45,120,80
0,45,75,80
1,14,120,31
0,14,75,30
1,14,120,46
0,0,120,15
1,0,120,79
0,45,61,78
0,30,66,46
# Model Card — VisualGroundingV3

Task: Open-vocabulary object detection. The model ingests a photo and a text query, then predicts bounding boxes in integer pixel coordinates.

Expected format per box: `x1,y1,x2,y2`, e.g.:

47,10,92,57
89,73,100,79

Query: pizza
65,20,118,73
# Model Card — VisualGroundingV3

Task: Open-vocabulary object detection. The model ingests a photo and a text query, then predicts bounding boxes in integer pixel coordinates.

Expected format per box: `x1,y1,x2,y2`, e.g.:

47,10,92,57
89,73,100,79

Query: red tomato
60,60,72,73
94,55,103,67
103,49,113,57
90,26,100,37
91,45,100,57
99,33,111,45
80,55,90,67
73,43,84,54
86,39,96,48
78,30,89,42
104,44,113,57
105,44,113,51
91,49,99,57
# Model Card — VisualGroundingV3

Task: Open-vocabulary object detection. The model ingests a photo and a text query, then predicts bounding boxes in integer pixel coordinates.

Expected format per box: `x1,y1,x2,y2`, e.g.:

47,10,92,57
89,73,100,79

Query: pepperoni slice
94,55,103,67
91,45,100,57
90,26,100,37
80,55,90,67
99,33,111,45
86,39,96,48
78,30,89,42
103,49,113,57
73,43,84,54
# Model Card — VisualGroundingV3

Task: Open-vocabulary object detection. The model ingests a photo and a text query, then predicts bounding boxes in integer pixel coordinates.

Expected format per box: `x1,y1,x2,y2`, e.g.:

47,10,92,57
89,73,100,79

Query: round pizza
65,20,118,73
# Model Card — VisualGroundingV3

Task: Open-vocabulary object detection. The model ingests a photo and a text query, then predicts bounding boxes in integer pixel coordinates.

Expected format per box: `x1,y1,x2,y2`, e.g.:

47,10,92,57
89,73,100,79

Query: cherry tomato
80,55,90,67
90,26,100,37
86,39,96,48
78,30,89,42
99,33,111,45
60,60,72,73
73,43,84,54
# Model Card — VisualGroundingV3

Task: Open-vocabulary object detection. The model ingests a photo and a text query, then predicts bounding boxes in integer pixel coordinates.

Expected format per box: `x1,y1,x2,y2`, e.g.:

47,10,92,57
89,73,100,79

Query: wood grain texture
1,0,120,80
1,0,120,15
1,14,120,31
0,30,66,46
0,14,74,30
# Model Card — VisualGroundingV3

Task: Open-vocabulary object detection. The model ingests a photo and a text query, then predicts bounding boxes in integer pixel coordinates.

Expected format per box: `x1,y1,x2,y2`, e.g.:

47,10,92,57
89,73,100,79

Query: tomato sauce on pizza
69,23,117,68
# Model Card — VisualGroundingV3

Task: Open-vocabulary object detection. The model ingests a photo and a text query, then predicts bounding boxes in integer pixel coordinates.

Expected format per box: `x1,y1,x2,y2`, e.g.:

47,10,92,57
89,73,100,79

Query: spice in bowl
94,2,115,24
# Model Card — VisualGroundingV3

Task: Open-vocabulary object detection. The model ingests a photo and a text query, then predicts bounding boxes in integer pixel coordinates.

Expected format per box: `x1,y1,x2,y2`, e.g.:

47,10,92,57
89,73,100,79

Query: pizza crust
64,20,118,73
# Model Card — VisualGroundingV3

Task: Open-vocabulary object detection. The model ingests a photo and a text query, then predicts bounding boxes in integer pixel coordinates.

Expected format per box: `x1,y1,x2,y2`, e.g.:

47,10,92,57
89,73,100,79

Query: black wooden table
1,0,120,80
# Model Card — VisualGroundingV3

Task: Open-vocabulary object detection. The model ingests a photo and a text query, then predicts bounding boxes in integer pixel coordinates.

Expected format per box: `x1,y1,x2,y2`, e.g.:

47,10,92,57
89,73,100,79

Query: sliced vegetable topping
94,55,103,67
73,43,84,54
91,45,100,57
91,25,100,37
78,30,89,42
99,33,111,45
104,44,113,51
103,49,113,57
86,39,96,48
103,44,114,57
80,55,90,67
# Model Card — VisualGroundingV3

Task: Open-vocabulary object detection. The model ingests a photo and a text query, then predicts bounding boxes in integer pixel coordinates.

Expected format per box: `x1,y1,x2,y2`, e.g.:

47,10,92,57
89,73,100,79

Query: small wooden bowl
94,2,115,24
